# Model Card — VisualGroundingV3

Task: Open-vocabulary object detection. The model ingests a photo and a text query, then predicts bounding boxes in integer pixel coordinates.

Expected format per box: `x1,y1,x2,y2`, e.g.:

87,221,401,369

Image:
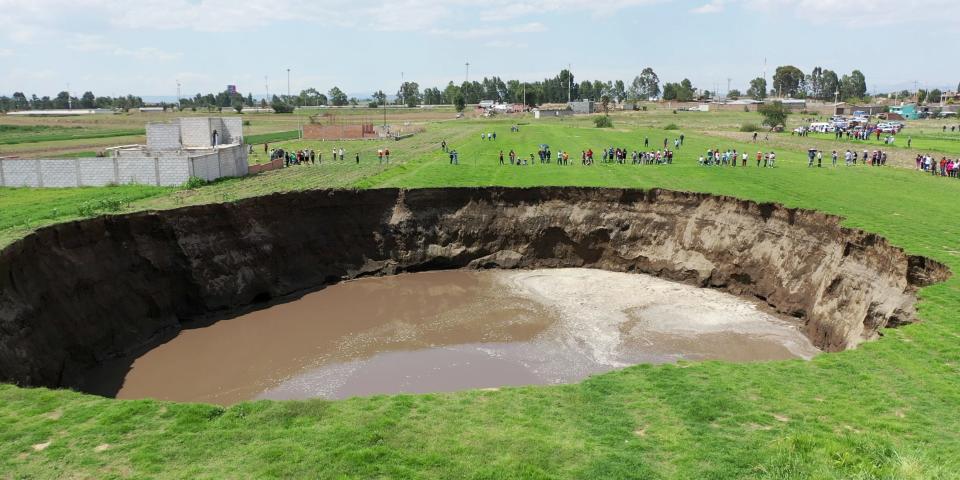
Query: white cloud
430,22,547,39
0,48,13,57
0,0,666,36
742,0,960,27
485,40,529,49
64,34,180,61
691,1,724,14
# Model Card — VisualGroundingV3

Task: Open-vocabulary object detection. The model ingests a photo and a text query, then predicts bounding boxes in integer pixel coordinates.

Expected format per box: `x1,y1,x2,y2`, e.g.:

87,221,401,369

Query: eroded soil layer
0,187,950,389
84,269,818,405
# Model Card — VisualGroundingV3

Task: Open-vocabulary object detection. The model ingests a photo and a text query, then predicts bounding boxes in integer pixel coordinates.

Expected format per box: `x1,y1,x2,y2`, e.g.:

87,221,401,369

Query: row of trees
0,91,145,112
406,68,667,107
14,68,955,115
771,66,867,101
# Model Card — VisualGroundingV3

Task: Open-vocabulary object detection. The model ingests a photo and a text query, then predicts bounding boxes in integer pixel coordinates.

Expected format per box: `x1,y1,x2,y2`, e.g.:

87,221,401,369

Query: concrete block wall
223,117,243,144
117,158,158,185
1,143,248,189
180,117,212,147
189,153,219,181
39,159,79,187
1,159,41,187
78,158,117,186
147,123,182,151
158,157,191,186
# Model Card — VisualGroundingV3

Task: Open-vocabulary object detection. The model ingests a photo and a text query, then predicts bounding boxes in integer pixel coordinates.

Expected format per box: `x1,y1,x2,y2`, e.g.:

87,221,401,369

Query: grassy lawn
0,124,145,145
1,116,960,478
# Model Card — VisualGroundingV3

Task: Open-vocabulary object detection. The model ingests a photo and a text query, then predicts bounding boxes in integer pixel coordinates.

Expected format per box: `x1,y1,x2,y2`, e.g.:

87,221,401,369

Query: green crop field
2,112,960,478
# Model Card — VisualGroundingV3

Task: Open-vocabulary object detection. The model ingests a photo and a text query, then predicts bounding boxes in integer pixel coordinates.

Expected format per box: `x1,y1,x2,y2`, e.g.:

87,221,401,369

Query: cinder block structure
0,117,248,188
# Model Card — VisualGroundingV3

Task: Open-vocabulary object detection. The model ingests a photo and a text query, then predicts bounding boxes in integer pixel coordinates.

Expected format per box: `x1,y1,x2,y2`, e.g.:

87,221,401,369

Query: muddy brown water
83,269,819,405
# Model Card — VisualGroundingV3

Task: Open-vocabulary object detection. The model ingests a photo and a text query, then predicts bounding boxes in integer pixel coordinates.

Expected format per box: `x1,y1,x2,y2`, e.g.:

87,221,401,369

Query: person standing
355,152,360,164
832,150,838,167
499,150,504,165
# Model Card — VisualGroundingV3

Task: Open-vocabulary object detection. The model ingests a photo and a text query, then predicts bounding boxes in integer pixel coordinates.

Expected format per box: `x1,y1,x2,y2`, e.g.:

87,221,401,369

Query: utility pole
726,78,731,101
763,57,767,93
176,80,181,110
287,68,291,99
523,82,526,109
67,82,71,109
400,72,404,106
465,62,470,83
265,76,269,102
568,63,572,103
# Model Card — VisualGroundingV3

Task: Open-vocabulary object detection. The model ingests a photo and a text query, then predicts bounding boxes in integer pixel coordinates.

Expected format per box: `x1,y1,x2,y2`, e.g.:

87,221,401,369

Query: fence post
154,157,161,186
0,159,5,187
35,159,43,187
113,157,120,185
74,158,81,187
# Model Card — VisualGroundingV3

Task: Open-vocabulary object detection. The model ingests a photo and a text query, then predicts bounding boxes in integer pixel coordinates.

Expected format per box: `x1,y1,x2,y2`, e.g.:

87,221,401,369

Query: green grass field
2,115,960,478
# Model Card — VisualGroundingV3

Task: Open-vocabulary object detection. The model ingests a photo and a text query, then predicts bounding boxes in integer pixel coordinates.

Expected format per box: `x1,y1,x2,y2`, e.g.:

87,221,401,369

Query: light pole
465,62,470,83
67,82,71,109
287,68,291,100
176,80,181,111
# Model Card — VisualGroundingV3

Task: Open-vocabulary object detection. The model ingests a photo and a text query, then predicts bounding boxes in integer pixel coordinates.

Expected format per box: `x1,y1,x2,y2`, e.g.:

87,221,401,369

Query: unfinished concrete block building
0,117,249,188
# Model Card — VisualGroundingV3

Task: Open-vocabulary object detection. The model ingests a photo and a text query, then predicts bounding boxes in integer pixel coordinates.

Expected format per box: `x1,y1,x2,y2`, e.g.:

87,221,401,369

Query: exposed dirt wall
0,188,949,388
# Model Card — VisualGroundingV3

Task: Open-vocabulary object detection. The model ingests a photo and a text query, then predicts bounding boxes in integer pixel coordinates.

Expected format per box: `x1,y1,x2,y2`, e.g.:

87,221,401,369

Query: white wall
0,145,247,188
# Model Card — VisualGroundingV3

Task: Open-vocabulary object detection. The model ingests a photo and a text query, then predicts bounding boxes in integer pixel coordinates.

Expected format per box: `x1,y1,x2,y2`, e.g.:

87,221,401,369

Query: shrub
271,100,294,114
664,123,679,130
77,198,127,217
739,123,762,132
242,120,251,126
368,101,380,109
641,106,648,111
743,105,751,113
593,115,614,128
182,176,207,189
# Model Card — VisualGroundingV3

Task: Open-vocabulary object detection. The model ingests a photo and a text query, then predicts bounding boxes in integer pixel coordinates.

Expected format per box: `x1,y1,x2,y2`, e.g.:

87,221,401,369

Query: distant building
7,109,114,116
833,103,886,116
778,98,807,110
227,85,238,95
567,100,594,114
889,103,919,120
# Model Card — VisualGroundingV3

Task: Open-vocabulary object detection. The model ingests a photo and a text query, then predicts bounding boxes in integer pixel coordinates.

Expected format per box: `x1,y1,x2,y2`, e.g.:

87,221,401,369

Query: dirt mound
0,187,950,389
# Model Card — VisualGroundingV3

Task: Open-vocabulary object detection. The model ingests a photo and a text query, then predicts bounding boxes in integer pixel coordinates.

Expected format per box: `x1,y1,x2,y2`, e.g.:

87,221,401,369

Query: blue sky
1,0,957,98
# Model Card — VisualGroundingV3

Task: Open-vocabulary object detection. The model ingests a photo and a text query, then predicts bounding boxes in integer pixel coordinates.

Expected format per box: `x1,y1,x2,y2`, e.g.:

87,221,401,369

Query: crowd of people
491,145,675,167
699,149,777,167
270,147,320,166
916,154,960,178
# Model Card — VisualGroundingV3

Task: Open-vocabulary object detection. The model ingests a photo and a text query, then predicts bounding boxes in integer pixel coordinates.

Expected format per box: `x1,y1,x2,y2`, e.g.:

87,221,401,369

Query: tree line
0,91,146,112
7,66,948,114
